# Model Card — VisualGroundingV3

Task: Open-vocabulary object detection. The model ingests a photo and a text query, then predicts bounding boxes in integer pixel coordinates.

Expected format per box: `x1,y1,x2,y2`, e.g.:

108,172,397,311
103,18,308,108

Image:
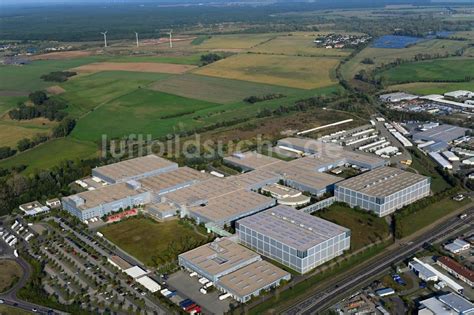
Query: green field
71,89,220,141
388,81,474,95
195,53,340,89
395,197,470,238
151,73,304,104
0,305,32,315
379,58,474,84
409,149,452,194
316,203,390,251
341,39,471,83
99,217,208,266
0,57,105,93
59,71,172,117
0,138,98,173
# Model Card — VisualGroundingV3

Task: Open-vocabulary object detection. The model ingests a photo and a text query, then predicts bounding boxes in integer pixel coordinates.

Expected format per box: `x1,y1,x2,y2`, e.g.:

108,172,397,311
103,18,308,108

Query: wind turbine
101,31,108,48
135,32,139,47
167,30,173,48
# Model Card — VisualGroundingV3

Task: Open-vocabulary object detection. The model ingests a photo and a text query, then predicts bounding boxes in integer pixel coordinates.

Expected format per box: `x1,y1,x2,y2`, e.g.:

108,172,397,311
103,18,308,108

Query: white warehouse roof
124,266,147,279
136,276,161,293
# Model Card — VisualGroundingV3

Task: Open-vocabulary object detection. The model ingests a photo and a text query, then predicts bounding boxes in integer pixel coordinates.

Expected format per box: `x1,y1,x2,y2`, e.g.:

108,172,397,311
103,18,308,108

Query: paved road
282,207,474,315
0,253,65,315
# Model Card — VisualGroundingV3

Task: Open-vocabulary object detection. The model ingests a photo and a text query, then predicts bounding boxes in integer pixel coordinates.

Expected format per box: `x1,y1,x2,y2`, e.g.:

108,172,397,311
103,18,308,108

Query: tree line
8,91,68,121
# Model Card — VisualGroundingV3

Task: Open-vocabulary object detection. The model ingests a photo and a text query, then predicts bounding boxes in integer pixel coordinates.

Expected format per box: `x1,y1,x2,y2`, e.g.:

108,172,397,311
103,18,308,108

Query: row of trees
41,71,76,83
244,93,285,104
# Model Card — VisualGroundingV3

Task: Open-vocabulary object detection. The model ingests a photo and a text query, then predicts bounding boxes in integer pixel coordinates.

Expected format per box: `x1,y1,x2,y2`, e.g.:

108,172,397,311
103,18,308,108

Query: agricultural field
195,53,340,89
151,73,304,104
250,33,353,57
388,81,474,95
99,217,208,266
379,57,474,84
71,89,220,141
0,259,23,293
59,71,172,117
0,118,56,148
315,203,390,251
341,38,471,82
193,33,277,51
0,57,105,94
0,138,98,174
103,54,203,65
71,62,196,74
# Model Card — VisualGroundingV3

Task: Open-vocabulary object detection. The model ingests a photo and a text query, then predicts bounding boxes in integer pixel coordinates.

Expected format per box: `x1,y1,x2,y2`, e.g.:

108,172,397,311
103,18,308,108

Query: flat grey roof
438,293,474,313
226,169,281,189
188,189,274,223
93,155,177,182
164,177,237,205
237,205,350,251
179,238,260,278
336,167,428,197
63,182,145,211
218,260,290,298
139,166,210,192
284,166,342,190
414,124,468,143
224,152,282,170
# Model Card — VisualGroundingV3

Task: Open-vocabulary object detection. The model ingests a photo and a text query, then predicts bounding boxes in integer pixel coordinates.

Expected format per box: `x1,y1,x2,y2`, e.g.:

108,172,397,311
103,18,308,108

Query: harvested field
251,34,352,57
0,260,23,293
194,33,277,50
72,62,196,74
29,50,93,60
151,74,303,104
194,54,340,89
46,85,66,95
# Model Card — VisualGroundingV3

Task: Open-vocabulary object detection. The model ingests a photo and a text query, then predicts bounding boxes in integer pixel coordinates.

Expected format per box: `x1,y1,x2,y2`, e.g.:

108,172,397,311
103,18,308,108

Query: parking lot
167,270,231,315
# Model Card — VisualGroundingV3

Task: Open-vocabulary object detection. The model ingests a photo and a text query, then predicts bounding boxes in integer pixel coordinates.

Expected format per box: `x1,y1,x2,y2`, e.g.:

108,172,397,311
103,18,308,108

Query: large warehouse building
64,139,387,225
92,154,178,184
62,181,151,221
178,238,291,303
334,167,431,217
236,205,351,274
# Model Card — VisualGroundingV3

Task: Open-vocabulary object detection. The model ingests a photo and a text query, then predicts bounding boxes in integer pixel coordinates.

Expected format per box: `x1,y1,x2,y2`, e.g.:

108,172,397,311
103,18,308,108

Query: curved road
282,207,474,315
0,246,65,315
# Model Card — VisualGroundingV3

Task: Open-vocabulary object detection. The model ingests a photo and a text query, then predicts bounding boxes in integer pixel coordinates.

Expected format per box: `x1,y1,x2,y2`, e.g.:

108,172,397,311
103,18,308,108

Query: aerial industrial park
1,1,474,315
2,106,473,314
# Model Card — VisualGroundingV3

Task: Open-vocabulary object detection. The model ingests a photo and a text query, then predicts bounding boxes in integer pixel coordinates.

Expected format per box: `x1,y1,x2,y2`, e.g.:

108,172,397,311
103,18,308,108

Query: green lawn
395,197,470,238
0,57,105,93
0,138,98,173
71,89,220,141
409,149,451,194
59,71,172,117
151,73,304,104
99,217,208,266
379,58,474,84
315,203,390,251
0,305,32,314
